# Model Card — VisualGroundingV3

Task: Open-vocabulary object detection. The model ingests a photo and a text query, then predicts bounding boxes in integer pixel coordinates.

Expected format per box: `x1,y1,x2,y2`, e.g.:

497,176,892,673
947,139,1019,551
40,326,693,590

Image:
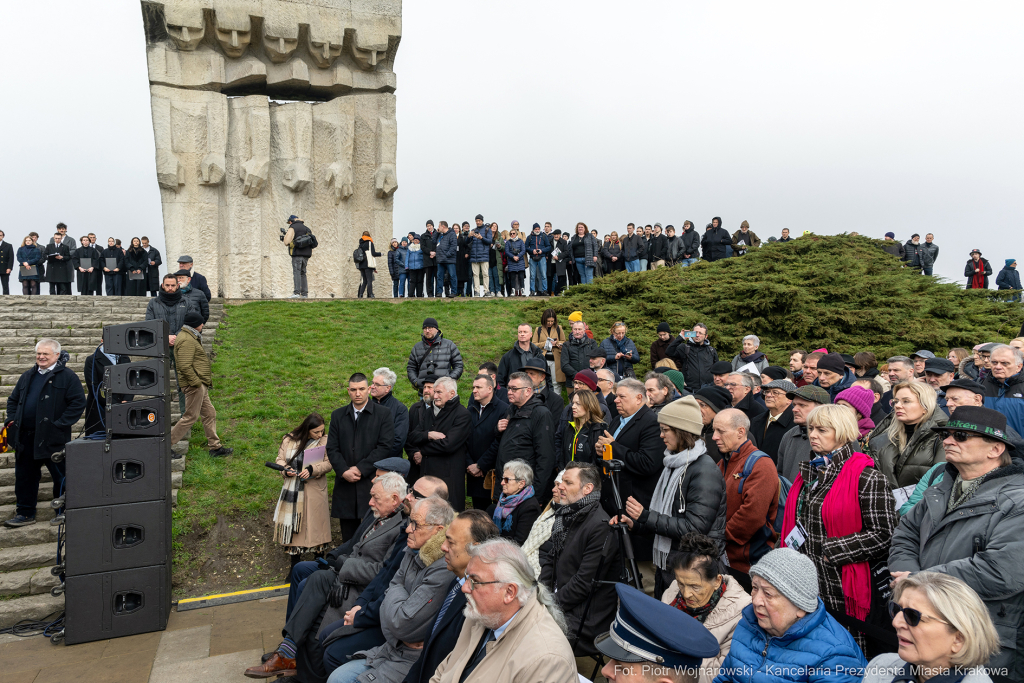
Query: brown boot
244,652,297,678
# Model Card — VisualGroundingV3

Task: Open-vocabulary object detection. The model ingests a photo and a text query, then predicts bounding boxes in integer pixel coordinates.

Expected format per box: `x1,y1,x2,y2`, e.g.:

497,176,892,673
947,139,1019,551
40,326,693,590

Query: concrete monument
140,0,401,298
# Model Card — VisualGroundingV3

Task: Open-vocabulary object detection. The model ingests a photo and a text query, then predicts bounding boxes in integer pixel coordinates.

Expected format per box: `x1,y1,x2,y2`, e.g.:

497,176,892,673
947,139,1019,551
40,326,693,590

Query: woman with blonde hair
601,230,625,273
654,358,678,370
863,572,1000,682
867,380,945,488
781,403,897,653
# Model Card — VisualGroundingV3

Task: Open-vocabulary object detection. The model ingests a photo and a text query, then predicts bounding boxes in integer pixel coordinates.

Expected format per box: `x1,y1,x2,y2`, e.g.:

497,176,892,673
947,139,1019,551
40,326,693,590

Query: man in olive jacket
169,311,231,457
889,406,1024,680
4,340,85,527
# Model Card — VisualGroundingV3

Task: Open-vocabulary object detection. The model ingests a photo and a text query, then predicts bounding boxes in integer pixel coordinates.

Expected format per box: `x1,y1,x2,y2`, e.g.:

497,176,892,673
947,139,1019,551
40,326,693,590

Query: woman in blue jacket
504,226,526,296
714,548,866,683
387,238,406,298
16,236,43,295
405,234,424,297
996,258,1021,302
600,322,641,378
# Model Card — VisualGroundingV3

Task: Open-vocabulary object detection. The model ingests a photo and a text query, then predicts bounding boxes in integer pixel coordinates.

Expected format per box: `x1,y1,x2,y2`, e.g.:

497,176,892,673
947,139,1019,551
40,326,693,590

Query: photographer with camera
282,214,316,298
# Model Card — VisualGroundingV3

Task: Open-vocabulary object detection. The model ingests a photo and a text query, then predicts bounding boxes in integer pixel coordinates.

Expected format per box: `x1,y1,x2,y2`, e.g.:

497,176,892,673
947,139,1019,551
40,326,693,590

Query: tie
432,584,460,635
459,629,495,683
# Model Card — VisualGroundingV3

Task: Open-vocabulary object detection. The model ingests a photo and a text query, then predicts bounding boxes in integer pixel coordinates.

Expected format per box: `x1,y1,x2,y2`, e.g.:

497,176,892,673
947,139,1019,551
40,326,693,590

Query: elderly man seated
327,496,456,683
713,548,866,682
426,538,577,683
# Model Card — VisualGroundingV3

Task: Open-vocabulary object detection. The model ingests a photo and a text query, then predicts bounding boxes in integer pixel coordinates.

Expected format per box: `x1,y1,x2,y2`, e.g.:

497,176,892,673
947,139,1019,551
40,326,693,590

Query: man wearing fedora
889,406,1024,681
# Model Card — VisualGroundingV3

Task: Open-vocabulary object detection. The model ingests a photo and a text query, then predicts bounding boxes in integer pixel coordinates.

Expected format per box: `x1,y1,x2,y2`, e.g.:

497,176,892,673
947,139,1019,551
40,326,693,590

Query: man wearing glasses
724,372,767,424
889,406,1024,680
748,379,797,462
487,372,555,506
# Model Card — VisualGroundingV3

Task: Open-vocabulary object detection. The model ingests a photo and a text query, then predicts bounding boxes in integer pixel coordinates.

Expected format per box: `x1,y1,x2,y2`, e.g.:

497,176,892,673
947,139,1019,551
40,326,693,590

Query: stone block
0,593,63,630
0,543,56,572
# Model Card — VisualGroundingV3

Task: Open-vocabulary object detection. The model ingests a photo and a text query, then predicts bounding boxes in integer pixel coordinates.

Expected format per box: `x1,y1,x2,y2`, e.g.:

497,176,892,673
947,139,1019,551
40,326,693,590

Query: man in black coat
727,372,768,424
4,341,85,526
559,321,598,385
479,372,555,505
44,232,73,295
523,358,563,417
370,368,409,458
747,380,797,463
326,373,396,540
700,217,732,262
82,342,132,435
405,375,437,485
176,255,211,301
420,221,438,298
465,374,508,511
402,509,499,683
665,324,719,391
496,324,547,387
595,378,663,593
539,462,619,656
0,229,14,295
405,377,471,511
141,237,162,296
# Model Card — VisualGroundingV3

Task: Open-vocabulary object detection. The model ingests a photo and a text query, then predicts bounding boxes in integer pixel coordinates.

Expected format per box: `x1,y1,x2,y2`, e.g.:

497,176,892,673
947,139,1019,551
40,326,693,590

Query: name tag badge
784,522,807,551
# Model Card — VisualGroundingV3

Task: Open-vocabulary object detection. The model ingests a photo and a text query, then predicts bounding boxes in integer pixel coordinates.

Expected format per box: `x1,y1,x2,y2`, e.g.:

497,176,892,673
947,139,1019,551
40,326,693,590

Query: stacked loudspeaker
54,320,173,645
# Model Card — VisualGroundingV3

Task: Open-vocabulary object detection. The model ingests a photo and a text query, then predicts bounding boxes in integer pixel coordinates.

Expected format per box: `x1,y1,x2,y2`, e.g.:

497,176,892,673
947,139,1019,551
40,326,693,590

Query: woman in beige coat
274,413,332,566
533,308,567,394
660,533,751,683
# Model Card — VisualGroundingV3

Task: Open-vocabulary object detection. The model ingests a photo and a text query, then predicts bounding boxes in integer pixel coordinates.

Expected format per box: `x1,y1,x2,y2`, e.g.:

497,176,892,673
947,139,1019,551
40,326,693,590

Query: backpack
353,247,365,263
293,232,317,250
736,449,792,560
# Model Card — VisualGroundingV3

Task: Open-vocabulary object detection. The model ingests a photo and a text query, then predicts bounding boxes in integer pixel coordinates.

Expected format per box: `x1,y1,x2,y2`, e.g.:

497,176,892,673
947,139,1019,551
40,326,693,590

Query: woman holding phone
273,413,332,567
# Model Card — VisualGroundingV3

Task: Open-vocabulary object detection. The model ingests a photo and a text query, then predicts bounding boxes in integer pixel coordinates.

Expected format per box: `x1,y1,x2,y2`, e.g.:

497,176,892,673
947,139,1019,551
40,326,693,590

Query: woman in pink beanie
835,385,876,448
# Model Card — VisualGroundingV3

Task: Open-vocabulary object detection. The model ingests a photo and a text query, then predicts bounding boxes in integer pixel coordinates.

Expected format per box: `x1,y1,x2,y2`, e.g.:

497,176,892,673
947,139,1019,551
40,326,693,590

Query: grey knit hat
749,548,819,613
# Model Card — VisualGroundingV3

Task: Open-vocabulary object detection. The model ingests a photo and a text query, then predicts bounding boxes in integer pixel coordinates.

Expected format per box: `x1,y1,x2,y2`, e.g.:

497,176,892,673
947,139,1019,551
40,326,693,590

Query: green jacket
174,326,211,388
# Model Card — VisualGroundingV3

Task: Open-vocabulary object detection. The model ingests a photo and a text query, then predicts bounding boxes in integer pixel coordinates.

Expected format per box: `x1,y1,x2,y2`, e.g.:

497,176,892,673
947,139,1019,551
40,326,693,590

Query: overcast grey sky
1,1,1020,285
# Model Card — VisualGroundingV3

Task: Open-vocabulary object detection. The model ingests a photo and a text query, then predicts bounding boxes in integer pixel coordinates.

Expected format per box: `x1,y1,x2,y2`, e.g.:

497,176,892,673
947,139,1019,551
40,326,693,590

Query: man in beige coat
428,538,577,683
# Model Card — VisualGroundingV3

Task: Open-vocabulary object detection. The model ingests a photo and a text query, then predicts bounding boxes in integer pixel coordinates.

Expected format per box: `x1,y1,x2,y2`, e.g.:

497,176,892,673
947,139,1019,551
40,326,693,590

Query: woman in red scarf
964,248,992,289
779,404,897,654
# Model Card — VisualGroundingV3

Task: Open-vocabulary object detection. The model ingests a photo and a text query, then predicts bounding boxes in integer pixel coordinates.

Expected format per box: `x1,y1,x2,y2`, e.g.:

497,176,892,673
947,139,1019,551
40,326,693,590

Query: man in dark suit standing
405,376,471,511
326,373,396,541
402,509,499,683
465,374,509,511
44,232,73,295
141,236,162,297
0,229,14,295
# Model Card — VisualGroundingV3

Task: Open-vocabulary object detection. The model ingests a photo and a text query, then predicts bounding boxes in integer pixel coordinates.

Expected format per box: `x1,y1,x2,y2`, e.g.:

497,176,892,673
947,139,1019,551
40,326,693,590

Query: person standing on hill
434,222,458,298
44,231,73,295
921,232,939,275
731,220,761,256
169,310,232,458
965,248,992,289
902,233,933,274
701,217,732,262
406,318,464,394
996,259,1021,301
141,236,162,296
678,220,701,266
355,231,382,299
0,230,14,295
881,232,905,260
468,215,492,297
420,220,438,298
405,233,424,298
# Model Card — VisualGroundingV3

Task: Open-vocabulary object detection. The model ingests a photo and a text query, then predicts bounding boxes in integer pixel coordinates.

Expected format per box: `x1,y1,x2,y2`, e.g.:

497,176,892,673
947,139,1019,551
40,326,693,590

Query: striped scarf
273,438,316,544
550,490,601,554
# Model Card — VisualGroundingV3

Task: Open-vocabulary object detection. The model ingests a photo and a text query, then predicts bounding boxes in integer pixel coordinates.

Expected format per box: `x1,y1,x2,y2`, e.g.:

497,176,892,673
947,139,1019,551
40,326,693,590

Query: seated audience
489,459,541,545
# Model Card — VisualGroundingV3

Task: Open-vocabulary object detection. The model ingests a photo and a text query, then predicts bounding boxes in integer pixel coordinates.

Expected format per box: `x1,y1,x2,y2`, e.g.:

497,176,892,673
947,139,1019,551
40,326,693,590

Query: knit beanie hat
834,386,874,420
574,370,599,391
749,548,819,613
1007,258,1017,267
568,311,583,323
475,214,484,222
657,322,671,334
694,386,732,413
761,366,788,382
422,317,439,329
885,232,895,239
663,369,687,395
816,353,846,376
657,396,703,436
740,220,749,229
183,311,204,329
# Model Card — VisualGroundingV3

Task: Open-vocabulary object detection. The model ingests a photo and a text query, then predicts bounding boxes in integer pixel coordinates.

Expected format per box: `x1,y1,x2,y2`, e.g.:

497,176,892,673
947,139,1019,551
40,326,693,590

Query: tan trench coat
429,593,577,683
660,575,751,683
533,325,567,384
276,434,332,551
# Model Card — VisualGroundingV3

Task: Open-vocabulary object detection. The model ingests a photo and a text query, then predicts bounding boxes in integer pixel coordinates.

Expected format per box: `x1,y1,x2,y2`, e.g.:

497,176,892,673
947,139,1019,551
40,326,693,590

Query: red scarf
971,260,986,289
781,450,874,620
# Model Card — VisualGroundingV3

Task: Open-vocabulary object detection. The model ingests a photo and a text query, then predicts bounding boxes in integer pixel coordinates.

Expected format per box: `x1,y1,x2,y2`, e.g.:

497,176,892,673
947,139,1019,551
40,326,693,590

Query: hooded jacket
6,352,86,460
406,331,464,390
701,221,732,262
680,225,701,260
996,260,1021,291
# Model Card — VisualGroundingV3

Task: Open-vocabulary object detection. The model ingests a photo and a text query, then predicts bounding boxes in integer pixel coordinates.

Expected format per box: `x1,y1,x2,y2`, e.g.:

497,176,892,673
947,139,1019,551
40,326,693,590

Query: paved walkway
0,596,285,683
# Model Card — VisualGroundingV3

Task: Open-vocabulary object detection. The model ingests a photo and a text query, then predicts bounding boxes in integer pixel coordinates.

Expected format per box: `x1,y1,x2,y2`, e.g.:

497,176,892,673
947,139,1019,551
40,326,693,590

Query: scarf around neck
650,443,707,569
158,288,182,305
550,490,600,554
671,578,727,623
493,485,535,532
273,437,318,545
740,350,766,363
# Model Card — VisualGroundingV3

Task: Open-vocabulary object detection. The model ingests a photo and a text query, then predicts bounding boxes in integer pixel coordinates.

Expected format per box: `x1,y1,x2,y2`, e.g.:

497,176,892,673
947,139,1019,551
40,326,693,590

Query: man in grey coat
329,496,456,683
889,406,1024,680
775,385,830,482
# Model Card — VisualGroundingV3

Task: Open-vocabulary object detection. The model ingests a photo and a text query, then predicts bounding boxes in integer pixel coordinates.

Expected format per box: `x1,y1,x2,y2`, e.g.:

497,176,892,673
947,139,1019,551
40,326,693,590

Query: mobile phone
683,331,698,339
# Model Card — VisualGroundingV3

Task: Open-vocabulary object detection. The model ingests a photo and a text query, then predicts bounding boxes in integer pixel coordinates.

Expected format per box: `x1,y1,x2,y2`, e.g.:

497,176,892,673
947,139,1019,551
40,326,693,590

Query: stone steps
0,542,59,573
0,592,64,630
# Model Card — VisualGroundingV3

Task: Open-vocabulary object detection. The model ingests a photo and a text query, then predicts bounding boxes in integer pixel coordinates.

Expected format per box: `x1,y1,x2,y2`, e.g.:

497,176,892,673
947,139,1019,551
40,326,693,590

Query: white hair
468,538,566,632
35,339,61,355
597,369,616,385
373,367,397,388
729,372,756,389
616,377,645,397
742,334,760,347
433,376,458,396
989,344,1024,366
502,459,534,486
415,495,455,526
375,471,408,499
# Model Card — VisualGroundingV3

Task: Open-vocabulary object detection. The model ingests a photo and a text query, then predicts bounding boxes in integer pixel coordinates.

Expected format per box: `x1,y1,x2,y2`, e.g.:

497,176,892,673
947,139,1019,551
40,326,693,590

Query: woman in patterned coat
779,403,897,654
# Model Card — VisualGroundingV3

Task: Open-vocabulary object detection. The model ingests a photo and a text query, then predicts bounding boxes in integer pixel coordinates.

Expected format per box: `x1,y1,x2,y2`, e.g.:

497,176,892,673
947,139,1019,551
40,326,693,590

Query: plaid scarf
273,438,316,544
550,490,601,555
671,578,727,623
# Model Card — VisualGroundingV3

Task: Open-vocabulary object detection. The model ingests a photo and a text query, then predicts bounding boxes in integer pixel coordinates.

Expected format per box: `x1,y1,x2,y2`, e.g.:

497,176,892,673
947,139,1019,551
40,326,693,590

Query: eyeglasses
941,430,976,443
723,383,743,389
887,601,949,627
507,385,529,394
411,489,428,500
407,518,440,532
465,576,504,591
500,476,521,484
597,378,612,384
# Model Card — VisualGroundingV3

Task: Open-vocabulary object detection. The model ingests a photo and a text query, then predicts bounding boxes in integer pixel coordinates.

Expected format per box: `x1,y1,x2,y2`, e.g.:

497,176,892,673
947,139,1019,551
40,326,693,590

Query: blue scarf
492,486,535,532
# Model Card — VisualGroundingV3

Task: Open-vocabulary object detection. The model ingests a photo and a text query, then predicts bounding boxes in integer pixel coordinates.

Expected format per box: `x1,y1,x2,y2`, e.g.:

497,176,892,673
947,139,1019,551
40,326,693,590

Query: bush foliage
524,235,1024,374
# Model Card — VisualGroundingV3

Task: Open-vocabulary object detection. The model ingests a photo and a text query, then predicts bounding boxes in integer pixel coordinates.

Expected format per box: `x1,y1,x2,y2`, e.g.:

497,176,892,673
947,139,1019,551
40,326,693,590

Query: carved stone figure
141,0,401,298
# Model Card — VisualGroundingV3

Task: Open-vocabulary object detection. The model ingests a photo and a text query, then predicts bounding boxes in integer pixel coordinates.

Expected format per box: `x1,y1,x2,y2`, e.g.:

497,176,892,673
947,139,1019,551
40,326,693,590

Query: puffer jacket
504,238,526,271
903,240,933,269
981,370,1024,399
867,409,945,489
435,229,457,264
600,335,640,378
560,334,599,383
921,241,939,266
661,576,751,683
468,226,492,262
405,243,423,270
680,227,701,259
406,332,464,390
996,262,1021,291
889,459,1024,679
666,336,720,391
524,232,551,260
635,446,727,555
713,600,867,683
881,240,905,260
387,245,405,278
145,291,199,335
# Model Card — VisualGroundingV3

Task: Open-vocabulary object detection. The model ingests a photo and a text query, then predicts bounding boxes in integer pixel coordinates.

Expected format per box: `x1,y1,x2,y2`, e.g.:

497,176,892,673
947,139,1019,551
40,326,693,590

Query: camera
279,226,287,242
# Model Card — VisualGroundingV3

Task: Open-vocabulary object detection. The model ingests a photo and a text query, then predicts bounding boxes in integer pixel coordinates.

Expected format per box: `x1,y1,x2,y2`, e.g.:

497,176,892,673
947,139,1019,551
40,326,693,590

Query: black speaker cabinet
105,359,170,397
65,501,170,576
103,320,169,358
64,437,170,510
106,396,172,437
64,565,170,644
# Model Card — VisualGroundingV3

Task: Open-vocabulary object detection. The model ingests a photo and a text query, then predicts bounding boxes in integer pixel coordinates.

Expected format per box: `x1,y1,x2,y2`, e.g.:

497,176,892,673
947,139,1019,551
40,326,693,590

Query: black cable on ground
0,610,64,638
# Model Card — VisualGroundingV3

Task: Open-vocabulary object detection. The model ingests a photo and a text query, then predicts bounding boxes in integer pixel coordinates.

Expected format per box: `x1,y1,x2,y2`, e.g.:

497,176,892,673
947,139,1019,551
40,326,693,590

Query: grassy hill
173,236,1023,596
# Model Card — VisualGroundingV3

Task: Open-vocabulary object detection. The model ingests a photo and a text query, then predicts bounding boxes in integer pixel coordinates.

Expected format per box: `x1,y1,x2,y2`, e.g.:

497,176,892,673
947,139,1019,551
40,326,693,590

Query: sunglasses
941,430,976,443
887,601,950,627
412,489,427,500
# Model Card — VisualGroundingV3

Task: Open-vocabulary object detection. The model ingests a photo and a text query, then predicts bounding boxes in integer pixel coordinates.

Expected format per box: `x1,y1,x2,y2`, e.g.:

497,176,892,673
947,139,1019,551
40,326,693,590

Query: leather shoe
244,652,296,678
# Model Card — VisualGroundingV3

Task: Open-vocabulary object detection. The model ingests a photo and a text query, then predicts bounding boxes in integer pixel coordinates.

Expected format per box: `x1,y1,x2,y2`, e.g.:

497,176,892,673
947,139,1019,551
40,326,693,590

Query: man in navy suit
401,508,499,683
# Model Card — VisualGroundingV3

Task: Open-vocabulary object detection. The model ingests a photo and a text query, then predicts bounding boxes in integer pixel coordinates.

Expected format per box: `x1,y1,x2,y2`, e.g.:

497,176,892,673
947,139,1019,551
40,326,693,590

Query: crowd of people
227,310,1024,683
